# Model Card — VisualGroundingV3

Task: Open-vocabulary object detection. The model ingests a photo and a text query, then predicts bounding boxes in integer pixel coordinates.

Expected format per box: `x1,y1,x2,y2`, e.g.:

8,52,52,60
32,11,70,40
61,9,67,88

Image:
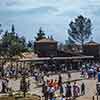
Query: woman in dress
60,84,64,96
65,82,72,100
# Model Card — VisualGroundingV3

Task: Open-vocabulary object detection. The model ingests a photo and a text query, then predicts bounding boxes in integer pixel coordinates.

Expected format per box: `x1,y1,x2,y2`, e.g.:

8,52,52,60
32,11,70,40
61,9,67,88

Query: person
1,80,6,93
48,86,55,100
60,84,64,96
51,94,57,100
73,82,76,97
93,69,97,79
67,72,71,79
98,71,100,82
42,83,48,100
81,82,85,96
65,82,72,100
48,79,53,87
73,82,79,98
27,79,30,91
0,79,2,92
5,78,9,92
58,74,62,86
53,80,59,90
61,95,65,100
42,83,46,96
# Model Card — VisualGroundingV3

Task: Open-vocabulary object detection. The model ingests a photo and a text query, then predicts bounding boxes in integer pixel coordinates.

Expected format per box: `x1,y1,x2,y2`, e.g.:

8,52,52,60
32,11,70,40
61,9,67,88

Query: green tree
19,36,28,52
0,24,3,35
0,24,3,54
11,24,15,33
1,25,27,58
27,41,33,48
27,40,33,52
35,27,46,41
68,37,75,44
0,25,28,76
68,15,92,51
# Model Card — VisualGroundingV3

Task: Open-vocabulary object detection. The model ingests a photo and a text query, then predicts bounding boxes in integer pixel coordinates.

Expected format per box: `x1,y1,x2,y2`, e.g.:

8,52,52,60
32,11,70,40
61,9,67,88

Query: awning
53,56,94,60
18,56,94,62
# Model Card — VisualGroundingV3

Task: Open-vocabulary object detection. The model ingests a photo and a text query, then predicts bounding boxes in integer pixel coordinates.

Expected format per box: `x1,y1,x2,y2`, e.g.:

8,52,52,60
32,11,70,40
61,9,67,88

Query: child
61,95,65,100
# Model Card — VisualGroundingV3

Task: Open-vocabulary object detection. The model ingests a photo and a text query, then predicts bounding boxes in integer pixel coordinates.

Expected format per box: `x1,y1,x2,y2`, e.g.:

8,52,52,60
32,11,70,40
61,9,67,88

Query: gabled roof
21,52,38,60
35,38,57,43
85,40,100,45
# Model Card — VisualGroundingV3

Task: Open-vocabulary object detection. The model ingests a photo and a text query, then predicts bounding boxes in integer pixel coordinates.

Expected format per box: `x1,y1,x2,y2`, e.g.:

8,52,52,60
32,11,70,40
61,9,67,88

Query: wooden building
83,40,100,57
34,38,58,57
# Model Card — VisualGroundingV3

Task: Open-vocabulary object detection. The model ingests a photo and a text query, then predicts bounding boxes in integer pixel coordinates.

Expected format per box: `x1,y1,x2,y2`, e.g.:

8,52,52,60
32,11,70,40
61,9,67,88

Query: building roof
21,52,38,60
35,38,57,43
85,40,100,45
19,56,94,62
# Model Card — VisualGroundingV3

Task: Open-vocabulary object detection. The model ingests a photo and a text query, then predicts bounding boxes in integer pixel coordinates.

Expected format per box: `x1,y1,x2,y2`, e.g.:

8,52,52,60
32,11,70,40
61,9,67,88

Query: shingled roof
85,40,100,45
35,38,57,43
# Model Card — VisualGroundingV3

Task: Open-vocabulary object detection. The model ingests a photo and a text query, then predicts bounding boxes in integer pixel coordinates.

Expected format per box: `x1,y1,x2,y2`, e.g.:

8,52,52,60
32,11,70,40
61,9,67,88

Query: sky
0,0,100,43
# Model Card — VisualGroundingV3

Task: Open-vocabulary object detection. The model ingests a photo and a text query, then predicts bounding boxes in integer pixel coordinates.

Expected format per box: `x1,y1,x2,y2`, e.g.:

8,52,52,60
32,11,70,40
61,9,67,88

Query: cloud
24,6,59,16
0,0,100,42
0,0,18,6
0,6,59,17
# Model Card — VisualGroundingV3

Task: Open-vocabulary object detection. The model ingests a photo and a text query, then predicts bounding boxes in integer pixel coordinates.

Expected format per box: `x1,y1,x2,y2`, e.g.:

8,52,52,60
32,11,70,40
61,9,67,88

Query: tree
0,24,3,56
58,43,64,51
19,36,28,52
68,37,75,44
1,26,28,58
0,24,3,35
11,24,15,33
0,25,28,77
68,15,92,51
35,27,46,41
64,37,75,51
27,40,34,52
27,41,33,48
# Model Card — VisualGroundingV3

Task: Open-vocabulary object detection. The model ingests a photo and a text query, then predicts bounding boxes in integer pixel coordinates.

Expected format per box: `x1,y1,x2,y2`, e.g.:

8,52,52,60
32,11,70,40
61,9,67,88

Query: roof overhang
18,56,94,62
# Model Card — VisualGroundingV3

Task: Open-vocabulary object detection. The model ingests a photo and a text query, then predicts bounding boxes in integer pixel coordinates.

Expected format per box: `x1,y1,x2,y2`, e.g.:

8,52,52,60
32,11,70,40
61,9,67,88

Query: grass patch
0,94,41,100
0,96,15,100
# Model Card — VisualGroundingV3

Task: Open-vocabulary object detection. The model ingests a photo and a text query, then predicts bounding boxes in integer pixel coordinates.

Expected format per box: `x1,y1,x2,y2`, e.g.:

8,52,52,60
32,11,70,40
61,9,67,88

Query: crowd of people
0,78,9,93
0,62,79,79
0,61,99,79
0,61,100,100
42,74,85,100
80,62,100,79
